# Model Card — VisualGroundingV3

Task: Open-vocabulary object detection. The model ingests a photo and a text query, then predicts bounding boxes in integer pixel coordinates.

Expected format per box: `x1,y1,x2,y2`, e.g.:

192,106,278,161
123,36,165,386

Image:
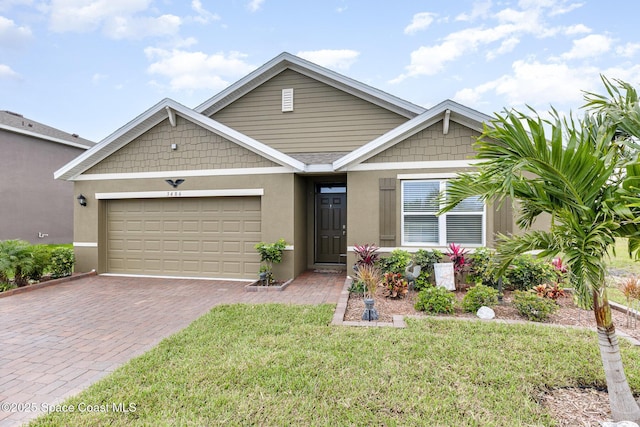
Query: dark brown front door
315,188,346,264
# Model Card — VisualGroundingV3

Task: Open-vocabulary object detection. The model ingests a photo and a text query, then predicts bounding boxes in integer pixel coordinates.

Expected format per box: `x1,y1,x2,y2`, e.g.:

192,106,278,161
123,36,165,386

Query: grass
30,304,640,427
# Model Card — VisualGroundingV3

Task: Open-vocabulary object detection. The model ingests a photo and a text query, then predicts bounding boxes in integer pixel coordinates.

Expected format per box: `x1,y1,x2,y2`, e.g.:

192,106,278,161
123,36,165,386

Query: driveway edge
0,270,97,299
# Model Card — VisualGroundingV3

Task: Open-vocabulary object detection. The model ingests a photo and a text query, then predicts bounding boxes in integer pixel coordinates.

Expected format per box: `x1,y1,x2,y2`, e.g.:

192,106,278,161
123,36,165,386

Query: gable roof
332,99,494,171
195,52,426,119
54,98,305,180
0,110,94,149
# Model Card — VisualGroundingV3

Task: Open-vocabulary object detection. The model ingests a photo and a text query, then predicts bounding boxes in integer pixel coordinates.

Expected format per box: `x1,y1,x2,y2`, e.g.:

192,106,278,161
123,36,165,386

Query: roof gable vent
282,88,294,112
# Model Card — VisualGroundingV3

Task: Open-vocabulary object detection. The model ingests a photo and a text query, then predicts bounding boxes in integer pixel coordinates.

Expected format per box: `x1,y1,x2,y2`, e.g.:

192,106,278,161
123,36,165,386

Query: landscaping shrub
0,282,16,292
413,272,432,291
504,255,555,291
461,284,499,313
414,286,455,314
467,247,501,288
27,244,51,282
412,249,443,284
49,247,75,278
381,272,408,299
513,290,559,322
255,238,286,284
0,239,34,287
348,279,365,295
532,283,566,301
378,249,412,274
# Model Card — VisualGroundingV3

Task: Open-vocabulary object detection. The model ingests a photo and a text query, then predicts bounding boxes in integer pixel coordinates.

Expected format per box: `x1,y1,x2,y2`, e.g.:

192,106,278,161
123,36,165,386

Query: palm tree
440,78,640,422
0,239,35,287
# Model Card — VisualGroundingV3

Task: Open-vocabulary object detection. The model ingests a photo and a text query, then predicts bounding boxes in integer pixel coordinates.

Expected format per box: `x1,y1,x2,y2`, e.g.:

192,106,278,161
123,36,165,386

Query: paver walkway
0,270,344,426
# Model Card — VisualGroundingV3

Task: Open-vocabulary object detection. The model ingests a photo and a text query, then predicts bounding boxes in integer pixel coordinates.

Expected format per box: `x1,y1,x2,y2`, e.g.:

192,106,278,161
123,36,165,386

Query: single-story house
55,52,520,281
0,110,94,244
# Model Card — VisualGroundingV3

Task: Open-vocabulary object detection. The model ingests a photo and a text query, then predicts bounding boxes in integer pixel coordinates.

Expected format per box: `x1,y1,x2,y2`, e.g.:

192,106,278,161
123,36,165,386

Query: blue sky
1,0,639,142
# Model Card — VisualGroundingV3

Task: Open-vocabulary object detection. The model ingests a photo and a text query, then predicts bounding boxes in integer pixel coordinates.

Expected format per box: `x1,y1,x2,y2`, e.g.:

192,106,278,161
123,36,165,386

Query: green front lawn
31,304,640,426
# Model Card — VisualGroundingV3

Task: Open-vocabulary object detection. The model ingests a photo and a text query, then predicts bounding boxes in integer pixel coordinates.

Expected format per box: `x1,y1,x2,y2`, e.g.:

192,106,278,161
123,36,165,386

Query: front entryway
315,185,346,264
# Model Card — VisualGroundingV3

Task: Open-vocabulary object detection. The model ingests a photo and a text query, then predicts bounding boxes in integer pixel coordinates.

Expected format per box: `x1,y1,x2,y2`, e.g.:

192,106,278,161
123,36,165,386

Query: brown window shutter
379,178,396,246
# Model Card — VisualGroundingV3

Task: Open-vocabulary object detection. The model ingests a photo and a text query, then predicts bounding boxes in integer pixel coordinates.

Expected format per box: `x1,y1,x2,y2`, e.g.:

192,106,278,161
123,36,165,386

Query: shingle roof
0,110,95,148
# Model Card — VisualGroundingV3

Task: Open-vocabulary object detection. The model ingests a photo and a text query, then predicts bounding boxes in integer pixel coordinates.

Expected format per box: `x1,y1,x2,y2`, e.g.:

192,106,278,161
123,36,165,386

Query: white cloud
0,63,19,79
456,0,492,22
454,59,596,109
616,42,640,58
0,15,33,48
91,72,107,84
404,12,436,35
548,1,584,16
47,0,180,39
192,0,220,24
144,49,255,91
561,34,612,60
391,25,515,82
563,24,590,35
486,37,520,60
247,0,264,12
0,0,32,13
103,14,181,39
392,0,591,83
296,49,359,70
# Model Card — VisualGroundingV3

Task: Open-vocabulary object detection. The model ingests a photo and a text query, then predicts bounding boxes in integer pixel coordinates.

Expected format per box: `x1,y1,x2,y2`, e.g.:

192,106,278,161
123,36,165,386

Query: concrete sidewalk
0,270,345,426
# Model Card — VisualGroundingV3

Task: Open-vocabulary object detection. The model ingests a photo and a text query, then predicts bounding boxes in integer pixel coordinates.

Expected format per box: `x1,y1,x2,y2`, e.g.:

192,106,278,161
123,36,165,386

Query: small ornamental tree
255,239,287,285
440,77,640,421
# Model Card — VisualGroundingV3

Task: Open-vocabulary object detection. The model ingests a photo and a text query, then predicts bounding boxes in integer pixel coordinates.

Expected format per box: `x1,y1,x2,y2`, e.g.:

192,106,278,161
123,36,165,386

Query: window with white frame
401,180,485,246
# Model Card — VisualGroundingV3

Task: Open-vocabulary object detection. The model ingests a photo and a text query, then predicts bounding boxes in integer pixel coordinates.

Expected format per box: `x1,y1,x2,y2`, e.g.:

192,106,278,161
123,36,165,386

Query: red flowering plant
446,243,468,274
551,256,569,287
353,244,380,267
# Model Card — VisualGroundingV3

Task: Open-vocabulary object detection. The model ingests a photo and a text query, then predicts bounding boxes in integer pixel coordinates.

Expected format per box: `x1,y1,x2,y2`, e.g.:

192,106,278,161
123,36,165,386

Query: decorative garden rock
602,422,639,427
477,306,495,320
362,298,379,321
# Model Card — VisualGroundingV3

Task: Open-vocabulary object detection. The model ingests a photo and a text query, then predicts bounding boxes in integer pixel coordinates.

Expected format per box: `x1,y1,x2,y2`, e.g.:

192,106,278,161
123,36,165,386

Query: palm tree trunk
593,289,640,422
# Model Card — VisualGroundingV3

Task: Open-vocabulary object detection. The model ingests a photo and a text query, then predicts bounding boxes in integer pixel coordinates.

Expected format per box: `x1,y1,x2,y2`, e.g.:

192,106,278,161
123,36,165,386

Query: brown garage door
106,197,261,279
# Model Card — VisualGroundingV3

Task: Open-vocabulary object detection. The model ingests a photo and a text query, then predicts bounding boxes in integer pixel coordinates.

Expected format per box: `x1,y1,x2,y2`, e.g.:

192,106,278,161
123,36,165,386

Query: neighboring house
0,110,94,244
55,52,516,281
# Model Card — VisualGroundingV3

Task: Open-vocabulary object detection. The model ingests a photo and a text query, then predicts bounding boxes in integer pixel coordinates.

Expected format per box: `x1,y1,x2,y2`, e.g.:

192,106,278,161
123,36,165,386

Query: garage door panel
183,220,200,233
107,197,261,279
182,240,200,252
245,220,261,233
163,220,180,232
163,240,180,252
202,220,219,233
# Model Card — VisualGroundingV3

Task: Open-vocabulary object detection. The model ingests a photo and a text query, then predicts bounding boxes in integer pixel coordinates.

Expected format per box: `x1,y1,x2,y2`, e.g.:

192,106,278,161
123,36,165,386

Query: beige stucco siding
365,120,479,163
211,69,409,153
85,116,277,175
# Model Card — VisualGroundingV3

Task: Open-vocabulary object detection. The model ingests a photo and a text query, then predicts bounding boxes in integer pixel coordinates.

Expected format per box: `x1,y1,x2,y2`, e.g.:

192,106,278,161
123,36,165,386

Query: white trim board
0,123,92,149
95,189,264,200
346,159,481,172
100,273,253,283
75,166,293,181
73,242,98,247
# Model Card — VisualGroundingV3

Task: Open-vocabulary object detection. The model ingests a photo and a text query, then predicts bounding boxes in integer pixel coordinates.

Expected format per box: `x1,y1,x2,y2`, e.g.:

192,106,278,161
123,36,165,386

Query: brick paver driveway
0,271,344,426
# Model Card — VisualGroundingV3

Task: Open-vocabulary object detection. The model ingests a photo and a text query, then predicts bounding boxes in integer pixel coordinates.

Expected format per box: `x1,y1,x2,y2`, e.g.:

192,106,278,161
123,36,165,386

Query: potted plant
356,263,381,321
254,238,287,286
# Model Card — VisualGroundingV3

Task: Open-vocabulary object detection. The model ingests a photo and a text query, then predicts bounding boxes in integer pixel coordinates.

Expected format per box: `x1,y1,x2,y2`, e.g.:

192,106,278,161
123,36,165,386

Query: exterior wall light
77,194,87,207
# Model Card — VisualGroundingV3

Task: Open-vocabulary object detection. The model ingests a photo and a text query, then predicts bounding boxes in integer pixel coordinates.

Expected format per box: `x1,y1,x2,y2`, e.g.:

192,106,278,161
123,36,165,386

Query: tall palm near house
440,78,640,422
